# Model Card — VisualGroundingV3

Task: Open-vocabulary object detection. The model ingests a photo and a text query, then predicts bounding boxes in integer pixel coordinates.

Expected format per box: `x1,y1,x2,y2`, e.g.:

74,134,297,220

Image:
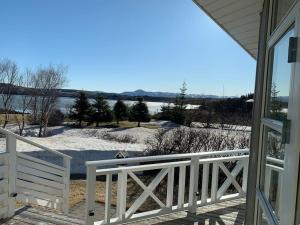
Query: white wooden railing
0,128,71,219
85,149,249,225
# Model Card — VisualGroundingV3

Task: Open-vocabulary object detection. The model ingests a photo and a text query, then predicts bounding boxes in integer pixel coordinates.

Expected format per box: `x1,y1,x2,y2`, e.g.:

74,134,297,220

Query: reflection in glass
262,127,284,221
266,28,294,121
272,0,296,31
258,210,270,225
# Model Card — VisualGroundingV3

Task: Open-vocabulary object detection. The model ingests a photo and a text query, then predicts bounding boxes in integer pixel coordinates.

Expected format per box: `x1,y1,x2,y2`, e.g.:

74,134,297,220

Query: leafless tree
14,70,35,135
33,65,67,137
0,59,20,128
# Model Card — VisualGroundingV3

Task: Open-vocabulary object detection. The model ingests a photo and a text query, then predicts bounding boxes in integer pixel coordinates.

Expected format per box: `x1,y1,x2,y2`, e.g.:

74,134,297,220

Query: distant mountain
121,89,221,99
0,83,234,101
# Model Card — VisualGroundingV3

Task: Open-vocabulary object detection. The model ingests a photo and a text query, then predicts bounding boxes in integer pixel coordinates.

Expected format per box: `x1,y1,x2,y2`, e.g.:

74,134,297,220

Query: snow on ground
0,124,158,174
0,121,250,174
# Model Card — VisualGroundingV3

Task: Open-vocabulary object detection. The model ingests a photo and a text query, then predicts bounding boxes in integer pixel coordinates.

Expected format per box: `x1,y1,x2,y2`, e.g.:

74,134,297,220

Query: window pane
272,0,296,31
261,126,284,221
266,28,294,121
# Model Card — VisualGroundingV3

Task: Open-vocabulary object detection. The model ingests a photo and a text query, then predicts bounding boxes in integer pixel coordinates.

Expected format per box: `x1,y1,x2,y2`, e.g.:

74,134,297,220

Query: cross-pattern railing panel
85,149,249,225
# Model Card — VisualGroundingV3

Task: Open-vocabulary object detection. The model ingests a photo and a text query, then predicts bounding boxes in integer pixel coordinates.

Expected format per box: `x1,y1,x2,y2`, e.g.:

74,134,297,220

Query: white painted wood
86,165,96,225
0,193,8,202
16,164,63,183
87,149,249,167
166,167,174,208
17,193,62,210
117,171,127,220
188,156,200,214
126,168,168,218
216,162,244,199
0,179,8,189
0,166,9,179
242,160,249,192
177,165,186,208
16,186,63,203
17,172,64,189
0,127,71,159
201,163,209,204
193,0,262,58
16,179,63,197
6,135,16,217
17,152,66,171
63,157,70,214
104,173,112,223
219,163,244,195
87,151,250,225
211,162,219,202
0,207,8,217
0,131,71,218
17,157,65,176
128,172,165,208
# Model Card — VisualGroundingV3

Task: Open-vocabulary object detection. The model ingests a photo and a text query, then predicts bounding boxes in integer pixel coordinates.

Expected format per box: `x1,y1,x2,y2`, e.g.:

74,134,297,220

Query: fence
86,149,249,225
0,128,71,219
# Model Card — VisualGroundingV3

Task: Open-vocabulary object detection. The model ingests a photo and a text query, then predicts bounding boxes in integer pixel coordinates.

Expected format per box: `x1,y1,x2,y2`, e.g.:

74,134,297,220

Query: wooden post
201,163,209,204
63,157,71,214
116,171,127,221
188,156,200,214
211,162,219,201
86,165,96,225
242,159,249,192
7,134,16,217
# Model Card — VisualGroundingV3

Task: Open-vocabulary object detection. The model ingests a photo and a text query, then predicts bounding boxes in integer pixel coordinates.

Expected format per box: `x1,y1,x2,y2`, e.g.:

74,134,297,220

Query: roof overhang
193,0,264,59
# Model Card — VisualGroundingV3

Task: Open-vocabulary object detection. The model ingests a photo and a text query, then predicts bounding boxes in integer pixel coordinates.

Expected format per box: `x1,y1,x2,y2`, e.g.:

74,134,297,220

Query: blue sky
0,0,256,96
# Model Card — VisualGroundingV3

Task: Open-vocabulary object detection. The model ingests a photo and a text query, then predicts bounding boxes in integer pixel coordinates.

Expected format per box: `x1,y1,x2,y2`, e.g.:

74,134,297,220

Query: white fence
0,128,71,219
85,149,249,225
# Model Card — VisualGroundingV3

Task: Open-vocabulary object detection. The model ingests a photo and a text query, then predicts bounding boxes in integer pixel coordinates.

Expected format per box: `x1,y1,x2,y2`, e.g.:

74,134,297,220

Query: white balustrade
85,149,249,225
0,128,71,219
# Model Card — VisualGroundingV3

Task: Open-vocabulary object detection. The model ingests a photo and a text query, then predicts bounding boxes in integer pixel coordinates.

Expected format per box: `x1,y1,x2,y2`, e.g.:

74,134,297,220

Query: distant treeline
0,82,245,103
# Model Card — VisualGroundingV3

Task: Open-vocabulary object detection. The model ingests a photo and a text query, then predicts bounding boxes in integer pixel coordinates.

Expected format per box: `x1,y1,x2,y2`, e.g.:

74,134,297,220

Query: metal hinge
288,37,298,63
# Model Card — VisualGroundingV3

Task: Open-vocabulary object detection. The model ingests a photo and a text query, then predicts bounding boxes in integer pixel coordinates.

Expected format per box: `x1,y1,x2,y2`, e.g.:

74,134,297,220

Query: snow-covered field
0,124,159,174
0,121,251,174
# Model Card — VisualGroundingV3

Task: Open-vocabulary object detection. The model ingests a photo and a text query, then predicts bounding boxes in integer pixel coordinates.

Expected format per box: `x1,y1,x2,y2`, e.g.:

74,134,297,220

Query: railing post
188,156,200,214
86,165,96,225
6,134,16,217
116,171,127,221
242,159,249,192
211,162,219,201
63,157,71,214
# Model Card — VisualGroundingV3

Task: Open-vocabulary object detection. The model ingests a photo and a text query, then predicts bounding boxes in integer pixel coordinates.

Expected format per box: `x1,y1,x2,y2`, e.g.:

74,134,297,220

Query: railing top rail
0,127,72,159
95,154,249,175
86,148,249,167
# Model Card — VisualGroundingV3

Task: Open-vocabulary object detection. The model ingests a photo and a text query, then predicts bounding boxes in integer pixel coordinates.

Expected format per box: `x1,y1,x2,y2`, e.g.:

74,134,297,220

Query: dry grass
69,180,118,207
69,178,170,211
0,114,30,124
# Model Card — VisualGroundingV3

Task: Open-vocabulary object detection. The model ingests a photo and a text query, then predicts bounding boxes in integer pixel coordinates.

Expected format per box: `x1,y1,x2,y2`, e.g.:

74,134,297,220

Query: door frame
255,1,300,225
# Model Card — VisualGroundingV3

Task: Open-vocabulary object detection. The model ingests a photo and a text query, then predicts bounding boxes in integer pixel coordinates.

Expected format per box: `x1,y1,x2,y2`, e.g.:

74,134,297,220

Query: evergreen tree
160,103,172,120
113,99,128,124
90,96,113,127
129,97,150,127
172,82,187,125
69,91,90,127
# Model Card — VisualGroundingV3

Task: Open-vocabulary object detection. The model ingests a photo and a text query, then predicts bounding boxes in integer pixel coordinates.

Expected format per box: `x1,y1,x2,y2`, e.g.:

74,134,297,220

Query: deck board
0,198,245,224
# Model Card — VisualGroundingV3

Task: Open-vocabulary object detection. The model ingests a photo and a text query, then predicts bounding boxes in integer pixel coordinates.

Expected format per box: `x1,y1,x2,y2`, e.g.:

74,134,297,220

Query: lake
7,95,200,115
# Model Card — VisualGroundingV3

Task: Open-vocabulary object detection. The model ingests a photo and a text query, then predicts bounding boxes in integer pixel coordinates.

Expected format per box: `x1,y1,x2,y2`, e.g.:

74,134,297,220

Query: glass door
257,2,300,225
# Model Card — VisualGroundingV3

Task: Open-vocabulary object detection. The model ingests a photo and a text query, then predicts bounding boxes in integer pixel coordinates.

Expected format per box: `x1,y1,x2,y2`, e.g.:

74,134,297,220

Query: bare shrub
101,132,137,144
48,109,65,126
144,127,250,156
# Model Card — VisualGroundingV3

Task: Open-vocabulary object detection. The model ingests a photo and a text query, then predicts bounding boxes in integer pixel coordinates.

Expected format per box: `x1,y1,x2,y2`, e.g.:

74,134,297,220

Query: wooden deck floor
1,198,245,225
